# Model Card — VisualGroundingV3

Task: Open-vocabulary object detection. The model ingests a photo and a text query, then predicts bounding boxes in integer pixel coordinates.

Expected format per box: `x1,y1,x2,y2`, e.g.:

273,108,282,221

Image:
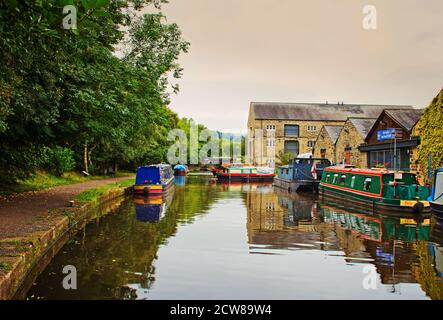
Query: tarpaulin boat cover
136,166,161,185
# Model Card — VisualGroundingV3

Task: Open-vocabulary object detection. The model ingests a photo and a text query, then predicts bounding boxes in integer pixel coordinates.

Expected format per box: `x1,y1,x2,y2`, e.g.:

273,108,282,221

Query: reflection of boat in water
174,176,187,186
133,190,174,222
319,200,431,243
219,182,273,192
319,167,431,215
274,188,318,226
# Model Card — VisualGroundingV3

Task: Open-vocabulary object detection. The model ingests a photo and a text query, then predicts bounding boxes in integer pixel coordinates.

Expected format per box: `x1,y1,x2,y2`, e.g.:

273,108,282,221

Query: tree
0,0,190,182
276,151,293,166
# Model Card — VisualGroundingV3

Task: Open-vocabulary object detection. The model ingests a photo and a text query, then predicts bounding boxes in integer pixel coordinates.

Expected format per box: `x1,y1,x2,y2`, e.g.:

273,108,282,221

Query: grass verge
75,178,134,203
0,171,133,196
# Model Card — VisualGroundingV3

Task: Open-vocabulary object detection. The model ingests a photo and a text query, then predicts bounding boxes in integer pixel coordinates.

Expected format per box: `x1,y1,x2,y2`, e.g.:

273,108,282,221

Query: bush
43,146,76,176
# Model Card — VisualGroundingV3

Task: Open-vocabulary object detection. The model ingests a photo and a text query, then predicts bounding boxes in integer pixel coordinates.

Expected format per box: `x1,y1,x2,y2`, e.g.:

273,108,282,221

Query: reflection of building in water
246,188,339,251
413,224,443,299
246,187,440,297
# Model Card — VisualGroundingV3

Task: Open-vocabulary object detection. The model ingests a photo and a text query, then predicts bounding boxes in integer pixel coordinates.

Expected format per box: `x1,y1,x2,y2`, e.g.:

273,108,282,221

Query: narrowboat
133,164,174,195
173,164,188,176
215,166,275,183
431,168,443,222
319,167,431,214
274,157,331,192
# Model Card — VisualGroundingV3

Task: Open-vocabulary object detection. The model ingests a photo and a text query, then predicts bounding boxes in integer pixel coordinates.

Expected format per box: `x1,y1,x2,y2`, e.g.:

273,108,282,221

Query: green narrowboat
319,167,431,215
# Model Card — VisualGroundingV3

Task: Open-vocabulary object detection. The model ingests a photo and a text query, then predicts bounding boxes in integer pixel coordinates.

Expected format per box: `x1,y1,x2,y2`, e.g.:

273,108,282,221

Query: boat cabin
432,168,443,204
278,158,331,182
321,167,430,200
135,165,173,186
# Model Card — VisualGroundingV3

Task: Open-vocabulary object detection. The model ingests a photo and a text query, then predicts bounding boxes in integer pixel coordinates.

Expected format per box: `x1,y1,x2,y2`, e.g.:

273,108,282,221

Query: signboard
377,128,403,141
377,128,396,141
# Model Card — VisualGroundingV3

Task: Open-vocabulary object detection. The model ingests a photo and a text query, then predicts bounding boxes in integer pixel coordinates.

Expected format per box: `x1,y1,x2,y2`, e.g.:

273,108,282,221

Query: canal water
26,176,443,300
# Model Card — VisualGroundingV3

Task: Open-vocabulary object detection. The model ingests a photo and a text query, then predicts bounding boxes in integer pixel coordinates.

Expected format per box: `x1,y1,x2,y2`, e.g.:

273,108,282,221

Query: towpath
0,176,132,240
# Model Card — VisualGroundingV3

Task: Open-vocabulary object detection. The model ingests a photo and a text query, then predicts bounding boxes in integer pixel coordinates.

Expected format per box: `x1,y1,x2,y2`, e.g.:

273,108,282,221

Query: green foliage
43,146,76,176
0,0,190,182
0,261,11,272
276,151,293,166
0,171,133,196
413,90,443,183
76,178,134,202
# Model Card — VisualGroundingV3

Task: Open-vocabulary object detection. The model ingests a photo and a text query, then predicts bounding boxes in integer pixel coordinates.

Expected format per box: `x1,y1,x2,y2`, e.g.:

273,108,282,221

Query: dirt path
0,176,133,239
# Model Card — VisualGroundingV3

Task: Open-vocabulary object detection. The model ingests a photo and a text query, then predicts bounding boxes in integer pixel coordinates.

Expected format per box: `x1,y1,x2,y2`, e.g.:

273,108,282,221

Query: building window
267,139,275,147
369,149,409,171
284,125,299,137
307,141,315,148
284,141,299,157
266,125,276,131
307,125,317,132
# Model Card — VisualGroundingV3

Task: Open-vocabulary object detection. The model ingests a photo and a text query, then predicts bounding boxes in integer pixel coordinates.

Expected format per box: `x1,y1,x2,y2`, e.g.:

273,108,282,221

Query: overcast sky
156,0,443,131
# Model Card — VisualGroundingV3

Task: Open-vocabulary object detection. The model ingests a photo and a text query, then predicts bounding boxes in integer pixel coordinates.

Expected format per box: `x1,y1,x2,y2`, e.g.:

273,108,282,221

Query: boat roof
140,164,171,169
324,166,413,176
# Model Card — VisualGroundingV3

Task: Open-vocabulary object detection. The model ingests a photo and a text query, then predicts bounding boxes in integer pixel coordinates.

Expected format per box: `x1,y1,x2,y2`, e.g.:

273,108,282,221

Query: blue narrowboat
431,168,443,222
274,157,331,192
133,164,174,195
173,164,188,176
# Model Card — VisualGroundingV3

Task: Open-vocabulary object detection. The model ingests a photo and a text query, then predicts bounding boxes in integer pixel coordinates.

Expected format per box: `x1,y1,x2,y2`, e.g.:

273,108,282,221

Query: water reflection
246,186,443,297
25,177,443,300
134,192,174,223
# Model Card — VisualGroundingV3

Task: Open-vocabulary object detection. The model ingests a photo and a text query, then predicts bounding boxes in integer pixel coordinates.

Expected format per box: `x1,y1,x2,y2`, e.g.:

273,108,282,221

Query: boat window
364,178,372,191
333,174,338,184
350,176,356,188
326,174,330,182
340,175,347,185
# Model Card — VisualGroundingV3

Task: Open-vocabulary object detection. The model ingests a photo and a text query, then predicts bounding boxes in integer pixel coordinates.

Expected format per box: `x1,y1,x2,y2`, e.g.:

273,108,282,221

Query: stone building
247,102,412,166
359,109,423,172
335,118,377,168
312,125,342,163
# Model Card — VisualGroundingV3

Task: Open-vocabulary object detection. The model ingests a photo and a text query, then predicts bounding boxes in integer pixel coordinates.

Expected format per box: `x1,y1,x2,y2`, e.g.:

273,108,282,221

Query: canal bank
0,176,133,300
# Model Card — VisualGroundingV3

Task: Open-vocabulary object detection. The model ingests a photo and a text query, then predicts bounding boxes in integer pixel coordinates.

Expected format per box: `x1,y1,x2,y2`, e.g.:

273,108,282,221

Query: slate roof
250,102,412,121
384,109,424,132
348,118,377,138
323,125,343,144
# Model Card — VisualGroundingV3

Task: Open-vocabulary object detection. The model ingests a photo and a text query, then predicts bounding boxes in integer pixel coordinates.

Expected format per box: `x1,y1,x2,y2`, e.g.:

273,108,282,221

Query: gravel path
0,176,133,239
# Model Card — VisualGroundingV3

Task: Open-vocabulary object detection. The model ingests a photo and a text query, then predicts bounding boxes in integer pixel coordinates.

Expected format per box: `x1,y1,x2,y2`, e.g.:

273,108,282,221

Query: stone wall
335,121,368,168
247,117,345,165
312,127,336,163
